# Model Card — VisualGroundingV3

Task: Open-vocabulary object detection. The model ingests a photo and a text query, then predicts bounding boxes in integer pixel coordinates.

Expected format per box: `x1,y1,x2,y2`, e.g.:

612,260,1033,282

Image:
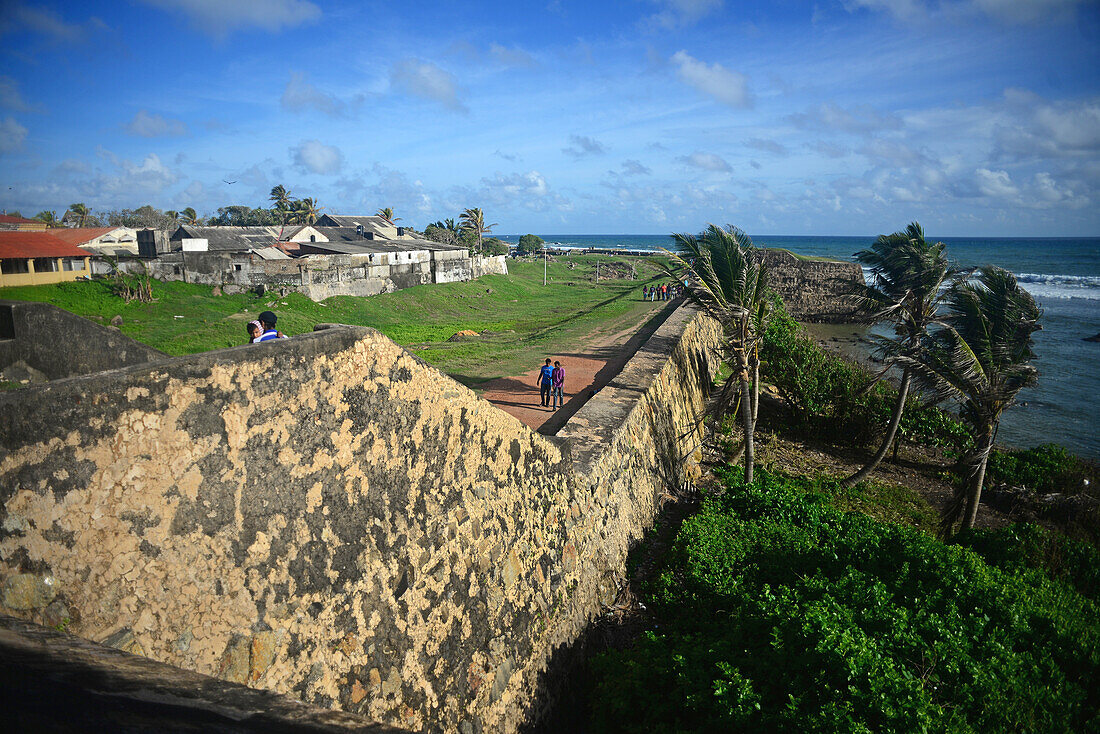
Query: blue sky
1,0,1098,236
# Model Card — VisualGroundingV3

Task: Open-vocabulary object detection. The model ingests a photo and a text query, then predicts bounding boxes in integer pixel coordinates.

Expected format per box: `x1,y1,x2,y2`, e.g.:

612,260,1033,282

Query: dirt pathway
476,299,681,434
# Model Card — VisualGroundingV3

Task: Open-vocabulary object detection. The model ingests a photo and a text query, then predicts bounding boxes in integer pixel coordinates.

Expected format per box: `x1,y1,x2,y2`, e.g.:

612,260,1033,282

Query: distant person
642,285,649,300
246,320,263,343
536,358,554,407
551,360,565,410
256,310,288,341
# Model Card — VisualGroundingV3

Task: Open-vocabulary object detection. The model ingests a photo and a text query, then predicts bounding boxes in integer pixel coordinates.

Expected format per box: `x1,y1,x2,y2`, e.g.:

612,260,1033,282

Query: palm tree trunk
961,424,994,531
842,369,911,487
751,354,760,427
741,372,754,484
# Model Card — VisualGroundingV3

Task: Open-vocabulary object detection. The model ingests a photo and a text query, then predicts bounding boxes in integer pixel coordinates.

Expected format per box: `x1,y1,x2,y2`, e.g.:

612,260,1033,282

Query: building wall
762,249,864,321
0,257,90,287
0,305,719,732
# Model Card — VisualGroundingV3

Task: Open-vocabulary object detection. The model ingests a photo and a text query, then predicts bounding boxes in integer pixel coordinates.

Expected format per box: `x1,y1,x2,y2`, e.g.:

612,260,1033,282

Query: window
173,266,181,275
234,264,242,272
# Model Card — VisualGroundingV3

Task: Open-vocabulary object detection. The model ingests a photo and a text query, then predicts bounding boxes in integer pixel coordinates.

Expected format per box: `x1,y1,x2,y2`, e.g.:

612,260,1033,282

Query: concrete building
49,226,139,256
0,232,91,287
0,214,47,232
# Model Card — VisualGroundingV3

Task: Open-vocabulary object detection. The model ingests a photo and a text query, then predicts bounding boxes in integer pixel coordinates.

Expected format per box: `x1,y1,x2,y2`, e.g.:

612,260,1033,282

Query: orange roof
0,231,92,259
47,227,120,246
0,214,42,225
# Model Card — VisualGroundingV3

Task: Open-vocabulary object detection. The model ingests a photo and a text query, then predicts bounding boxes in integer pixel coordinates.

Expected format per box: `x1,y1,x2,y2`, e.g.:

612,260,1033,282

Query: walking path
477,299,681,435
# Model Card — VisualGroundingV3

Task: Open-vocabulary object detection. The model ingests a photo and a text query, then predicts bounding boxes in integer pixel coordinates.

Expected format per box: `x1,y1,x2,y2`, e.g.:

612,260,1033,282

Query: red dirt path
477,299,680,435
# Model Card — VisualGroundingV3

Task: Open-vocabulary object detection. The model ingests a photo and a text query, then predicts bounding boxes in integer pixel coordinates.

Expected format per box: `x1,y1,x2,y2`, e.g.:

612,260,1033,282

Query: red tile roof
0,231,93,259
0,214,42,225
47,227,120,246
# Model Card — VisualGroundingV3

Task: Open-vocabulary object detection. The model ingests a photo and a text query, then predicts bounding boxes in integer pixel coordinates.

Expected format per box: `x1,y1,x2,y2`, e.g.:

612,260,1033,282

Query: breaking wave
1015,273,1100,301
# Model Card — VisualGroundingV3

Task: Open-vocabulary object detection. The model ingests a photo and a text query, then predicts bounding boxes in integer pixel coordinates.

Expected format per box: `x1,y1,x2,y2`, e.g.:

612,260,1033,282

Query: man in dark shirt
536,358,554,407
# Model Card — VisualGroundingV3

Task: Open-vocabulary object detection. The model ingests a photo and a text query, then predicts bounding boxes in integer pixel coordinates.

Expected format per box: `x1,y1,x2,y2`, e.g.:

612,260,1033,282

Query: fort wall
0,304,719,731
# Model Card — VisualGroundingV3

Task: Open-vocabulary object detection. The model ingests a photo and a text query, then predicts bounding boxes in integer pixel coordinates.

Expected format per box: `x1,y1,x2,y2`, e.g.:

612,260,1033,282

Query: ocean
499,234,1100,460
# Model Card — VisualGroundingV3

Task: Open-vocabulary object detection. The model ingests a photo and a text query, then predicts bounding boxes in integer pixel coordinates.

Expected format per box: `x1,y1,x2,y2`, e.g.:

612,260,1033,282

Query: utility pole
595,260,600,284
543,247,547,285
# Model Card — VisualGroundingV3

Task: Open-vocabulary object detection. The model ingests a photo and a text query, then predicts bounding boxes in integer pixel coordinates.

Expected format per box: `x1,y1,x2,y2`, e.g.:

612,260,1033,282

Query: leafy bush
986,443,1096,495
589,468,1100,732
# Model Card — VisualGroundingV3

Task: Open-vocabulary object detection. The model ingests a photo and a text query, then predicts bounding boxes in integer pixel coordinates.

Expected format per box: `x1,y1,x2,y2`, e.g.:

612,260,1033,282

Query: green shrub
986,443,1096,495
589,468,1100,733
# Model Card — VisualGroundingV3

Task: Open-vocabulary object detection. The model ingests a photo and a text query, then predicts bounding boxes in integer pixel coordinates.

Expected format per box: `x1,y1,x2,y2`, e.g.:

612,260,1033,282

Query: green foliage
986,443,1096,495
480,237,509,256
761,303,969,452
590,468,1100,733
517,233,544,255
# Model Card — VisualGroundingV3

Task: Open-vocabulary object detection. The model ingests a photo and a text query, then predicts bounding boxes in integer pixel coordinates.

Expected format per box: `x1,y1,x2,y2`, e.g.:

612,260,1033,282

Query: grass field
0,253,676,385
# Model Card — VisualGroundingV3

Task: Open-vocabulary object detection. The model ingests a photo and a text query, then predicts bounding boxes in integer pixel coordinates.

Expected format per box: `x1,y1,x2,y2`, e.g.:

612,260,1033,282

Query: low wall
0,304,718,731
763,250,863,321
0,300,167,381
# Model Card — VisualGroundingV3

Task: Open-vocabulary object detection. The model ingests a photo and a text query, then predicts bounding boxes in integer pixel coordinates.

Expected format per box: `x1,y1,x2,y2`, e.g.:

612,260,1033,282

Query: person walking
551,360,565,410
536,358,555,407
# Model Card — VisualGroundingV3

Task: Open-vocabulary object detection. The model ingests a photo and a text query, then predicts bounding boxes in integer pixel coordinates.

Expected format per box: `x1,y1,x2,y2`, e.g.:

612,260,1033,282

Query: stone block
2,574,57,611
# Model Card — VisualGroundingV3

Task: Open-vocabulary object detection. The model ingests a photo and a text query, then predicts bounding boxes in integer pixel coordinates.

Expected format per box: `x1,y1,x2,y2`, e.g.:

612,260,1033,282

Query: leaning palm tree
898,267,1042,534
67,202,90,227
460,208,497,253
843,222,957,487
180,207,198,225
270,184,291,211
665,224,769,483
377,206,401,223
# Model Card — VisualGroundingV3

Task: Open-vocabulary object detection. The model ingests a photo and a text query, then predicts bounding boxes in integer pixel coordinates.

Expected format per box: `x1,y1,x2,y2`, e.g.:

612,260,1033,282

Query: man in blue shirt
256,310,288,341
535,358,554,407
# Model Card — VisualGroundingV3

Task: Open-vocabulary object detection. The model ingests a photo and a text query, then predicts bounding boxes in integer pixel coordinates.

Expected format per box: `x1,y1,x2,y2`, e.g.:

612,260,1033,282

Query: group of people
245,311,289,343
643,283,683,301
535,358,566,410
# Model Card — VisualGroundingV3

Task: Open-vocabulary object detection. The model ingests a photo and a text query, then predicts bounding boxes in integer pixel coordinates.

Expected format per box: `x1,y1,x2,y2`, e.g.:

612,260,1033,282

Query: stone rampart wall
762,249,863,321
0,304,717,731
0,300,167,380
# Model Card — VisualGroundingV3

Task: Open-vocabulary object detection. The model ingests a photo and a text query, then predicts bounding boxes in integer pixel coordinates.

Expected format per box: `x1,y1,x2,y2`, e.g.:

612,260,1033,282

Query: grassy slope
0,254,673,385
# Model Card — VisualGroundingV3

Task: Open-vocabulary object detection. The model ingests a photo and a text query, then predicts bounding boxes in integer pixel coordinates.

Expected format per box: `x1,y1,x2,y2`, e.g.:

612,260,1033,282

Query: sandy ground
477,299,681,434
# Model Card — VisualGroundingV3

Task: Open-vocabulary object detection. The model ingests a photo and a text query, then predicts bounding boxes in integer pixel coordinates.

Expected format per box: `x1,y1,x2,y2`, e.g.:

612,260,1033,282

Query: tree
67,202,90,227
480,237,509,256
269,184,291,212
294,197,321,225
667,224,770,483
180,207,199,224
165,210,179,223
898,267,1042,534
517,233,544,256
34,210,60,228
460,208,497,253
377,206,400,223
843,222,956,487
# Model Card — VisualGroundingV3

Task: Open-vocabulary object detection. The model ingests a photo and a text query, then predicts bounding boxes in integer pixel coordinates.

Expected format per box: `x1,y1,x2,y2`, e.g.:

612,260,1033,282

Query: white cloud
489,44,536,68
621,160,652,176
0,76,34,112
281,71,345,116
292,140,343,175
671,51,751,108
0,117,27,154
125,110,187,137
563,135,608,158
390,59,466,112
745,138,789,156
647,0,724,28
677,151,732,172
845,0,1087,24
1,4,87,40
790,102,902,135
842,0,926,22
975,167,1019,197
139,0,320,36
994,91,1100,160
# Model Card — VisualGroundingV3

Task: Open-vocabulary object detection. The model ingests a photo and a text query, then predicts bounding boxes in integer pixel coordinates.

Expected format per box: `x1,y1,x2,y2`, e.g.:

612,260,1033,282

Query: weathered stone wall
0,305,718,731
762,249,863,322
0,300,167,381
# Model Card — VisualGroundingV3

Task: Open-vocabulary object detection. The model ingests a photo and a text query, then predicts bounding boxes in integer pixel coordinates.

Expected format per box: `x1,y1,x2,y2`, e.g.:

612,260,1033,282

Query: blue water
500,234,1100,459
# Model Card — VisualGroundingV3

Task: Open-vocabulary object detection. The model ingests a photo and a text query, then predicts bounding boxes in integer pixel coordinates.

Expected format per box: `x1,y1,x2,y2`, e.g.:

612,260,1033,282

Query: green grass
0,253,674,384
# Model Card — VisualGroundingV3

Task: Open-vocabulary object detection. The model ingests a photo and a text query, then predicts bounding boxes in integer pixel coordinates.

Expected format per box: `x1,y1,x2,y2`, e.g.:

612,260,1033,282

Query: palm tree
165,210,179,223
34,210,60,228
460,208,497,253
294,197,321,226
180,207,198,224
843,222,956,487
377,206,401,223
270,185,291,212
666,224,769,483
67,203,90,227
898,267,1042,534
